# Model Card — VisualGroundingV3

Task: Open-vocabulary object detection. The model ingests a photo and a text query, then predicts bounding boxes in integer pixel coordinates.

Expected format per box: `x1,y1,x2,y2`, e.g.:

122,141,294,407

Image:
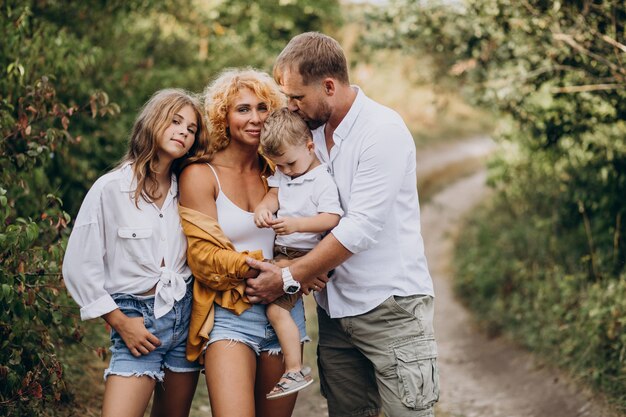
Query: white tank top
207,164,275,259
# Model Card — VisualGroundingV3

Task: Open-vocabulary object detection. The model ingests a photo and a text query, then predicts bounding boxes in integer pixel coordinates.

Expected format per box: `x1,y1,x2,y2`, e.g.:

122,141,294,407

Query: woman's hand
302,273,329,295
243,266,261,278
104,309,161,357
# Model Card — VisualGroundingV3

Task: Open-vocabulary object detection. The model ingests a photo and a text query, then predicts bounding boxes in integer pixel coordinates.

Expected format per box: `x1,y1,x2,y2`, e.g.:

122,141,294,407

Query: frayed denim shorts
206,298,309,355
104,281,201,381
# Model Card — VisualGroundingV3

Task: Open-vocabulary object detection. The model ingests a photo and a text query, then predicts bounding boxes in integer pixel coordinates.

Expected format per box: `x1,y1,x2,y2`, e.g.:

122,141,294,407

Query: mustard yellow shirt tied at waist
179,205,264,362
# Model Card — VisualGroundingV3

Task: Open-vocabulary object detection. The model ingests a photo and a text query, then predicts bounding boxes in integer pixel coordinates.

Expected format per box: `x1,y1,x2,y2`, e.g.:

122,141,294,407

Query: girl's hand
254,208,274,228
270,217,300,235
117,316,161,357
104,309,161,357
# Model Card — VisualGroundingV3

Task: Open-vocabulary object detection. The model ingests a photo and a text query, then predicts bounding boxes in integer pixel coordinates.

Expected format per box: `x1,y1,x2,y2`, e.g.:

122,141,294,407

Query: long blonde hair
120,88,208,205
202,68,285,157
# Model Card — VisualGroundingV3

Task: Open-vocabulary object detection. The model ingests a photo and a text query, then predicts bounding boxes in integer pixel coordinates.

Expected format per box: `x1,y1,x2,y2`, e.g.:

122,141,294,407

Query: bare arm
179,164,260,281
290,232,352,281
179,163,219,218
268,212,340,235
245,232,352,303
253,188,279,228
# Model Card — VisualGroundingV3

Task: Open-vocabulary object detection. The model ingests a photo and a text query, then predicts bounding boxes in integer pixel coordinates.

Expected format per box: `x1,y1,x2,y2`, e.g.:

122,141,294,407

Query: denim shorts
206,297,309,355
104,281,202,381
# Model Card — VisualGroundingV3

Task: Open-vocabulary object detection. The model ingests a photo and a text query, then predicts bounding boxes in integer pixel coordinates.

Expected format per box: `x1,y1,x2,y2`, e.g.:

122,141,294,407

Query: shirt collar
119,162,136,192
119,162,178,197
285,163,328,185
333,86,365,143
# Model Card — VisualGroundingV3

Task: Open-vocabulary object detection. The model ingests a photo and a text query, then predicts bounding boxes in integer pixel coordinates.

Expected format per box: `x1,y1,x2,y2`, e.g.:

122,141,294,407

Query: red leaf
30,382,43,399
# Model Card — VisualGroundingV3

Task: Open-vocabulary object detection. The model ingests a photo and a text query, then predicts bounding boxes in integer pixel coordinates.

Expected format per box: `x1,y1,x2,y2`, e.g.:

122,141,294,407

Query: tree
1,1,341,414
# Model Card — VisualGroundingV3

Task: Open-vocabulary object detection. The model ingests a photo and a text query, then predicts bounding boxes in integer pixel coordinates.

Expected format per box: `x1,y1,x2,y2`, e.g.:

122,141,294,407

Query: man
246,32,439,417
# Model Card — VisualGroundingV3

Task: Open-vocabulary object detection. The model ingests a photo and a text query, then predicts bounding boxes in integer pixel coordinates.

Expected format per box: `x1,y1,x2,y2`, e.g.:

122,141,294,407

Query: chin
306,120,324,130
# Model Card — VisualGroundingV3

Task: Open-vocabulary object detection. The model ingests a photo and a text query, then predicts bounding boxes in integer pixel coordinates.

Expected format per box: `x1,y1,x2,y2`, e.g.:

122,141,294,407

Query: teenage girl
62,89,208,417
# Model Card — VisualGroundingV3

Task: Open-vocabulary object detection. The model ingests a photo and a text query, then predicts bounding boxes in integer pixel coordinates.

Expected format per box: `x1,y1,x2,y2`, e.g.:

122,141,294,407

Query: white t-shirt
62,163,191,320
312,87,434,318
267,164,343,249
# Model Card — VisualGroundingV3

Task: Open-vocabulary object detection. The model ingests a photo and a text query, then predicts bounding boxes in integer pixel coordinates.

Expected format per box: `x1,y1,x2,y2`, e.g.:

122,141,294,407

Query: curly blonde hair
203,68,285,156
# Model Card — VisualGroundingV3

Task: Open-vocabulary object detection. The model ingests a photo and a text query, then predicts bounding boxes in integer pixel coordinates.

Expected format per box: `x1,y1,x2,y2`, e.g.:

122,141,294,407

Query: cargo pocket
393,337,439,410
118,227,153,264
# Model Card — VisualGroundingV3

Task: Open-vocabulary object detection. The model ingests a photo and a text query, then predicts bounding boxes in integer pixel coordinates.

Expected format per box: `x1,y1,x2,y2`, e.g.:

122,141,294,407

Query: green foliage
367,0,626,409
1,0,340,414
371,0,626,272
456,199,626,412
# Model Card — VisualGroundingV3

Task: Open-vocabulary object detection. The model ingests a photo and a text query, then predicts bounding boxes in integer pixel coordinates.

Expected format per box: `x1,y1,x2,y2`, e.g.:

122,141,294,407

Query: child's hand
270,217,300,235
254,208,274,228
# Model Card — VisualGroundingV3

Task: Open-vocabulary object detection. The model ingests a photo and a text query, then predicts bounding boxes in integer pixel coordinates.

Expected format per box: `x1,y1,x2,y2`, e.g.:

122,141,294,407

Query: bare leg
204,340,257,417
150,369,199,417
102,375,156,417
266,304,302,373
255,351,299,417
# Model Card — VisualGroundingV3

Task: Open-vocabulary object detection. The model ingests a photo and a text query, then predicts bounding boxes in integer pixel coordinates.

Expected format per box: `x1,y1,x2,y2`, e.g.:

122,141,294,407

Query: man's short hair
261,108,313,157
274,32,349,86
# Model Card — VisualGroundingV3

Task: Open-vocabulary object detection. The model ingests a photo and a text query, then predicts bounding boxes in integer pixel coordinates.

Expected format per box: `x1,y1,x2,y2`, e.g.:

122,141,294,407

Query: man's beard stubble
301,101,332,130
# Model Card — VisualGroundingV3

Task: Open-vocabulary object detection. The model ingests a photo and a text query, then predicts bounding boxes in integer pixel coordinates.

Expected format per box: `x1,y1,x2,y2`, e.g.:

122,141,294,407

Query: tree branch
551,83,625,93
553,32,626,78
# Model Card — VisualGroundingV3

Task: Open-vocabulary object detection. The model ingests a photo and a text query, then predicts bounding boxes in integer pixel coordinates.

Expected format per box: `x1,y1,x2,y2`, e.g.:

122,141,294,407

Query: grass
454,197,626,415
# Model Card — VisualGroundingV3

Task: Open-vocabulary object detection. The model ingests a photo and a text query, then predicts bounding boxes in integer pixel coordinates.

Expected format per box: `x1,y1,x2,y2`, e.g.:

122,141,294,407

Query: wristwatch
281,267,301,295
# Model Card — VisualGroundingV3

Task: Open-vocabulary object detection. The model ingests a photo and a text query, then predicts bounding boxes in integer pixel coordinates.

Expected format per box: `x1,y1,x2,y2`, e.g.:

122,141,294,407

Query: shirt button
161,235,166,241
132,233,136,237
159,213,163,218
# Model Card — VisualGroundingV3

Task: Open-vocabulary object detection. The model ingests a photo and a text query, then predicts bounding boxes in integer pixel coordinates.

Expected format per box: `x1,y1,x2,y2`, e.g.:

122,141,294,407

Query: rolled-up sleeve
331,123,413,254
186,237,263,290
314,175,344,216
62,220,117,320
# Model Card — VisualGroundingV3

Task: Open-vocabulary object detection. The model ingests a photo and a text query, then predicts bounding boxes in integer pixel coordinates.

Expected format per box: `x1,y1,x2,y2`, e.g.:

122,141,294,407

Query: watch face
286,285,299,294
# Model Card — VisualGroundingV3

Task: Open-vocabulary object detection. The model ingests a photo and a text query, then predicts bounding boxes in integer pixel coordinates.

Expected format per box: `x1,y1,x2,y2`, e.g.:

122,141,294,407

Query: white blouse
62,163,191,320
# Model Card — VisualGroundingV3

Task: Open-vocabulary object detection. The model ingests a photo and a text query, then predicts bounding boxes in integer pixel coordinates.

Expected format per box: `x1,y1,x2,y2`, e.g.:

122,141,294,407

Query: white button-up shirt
62,163,191,320
268,164,343,249
313,87,434,318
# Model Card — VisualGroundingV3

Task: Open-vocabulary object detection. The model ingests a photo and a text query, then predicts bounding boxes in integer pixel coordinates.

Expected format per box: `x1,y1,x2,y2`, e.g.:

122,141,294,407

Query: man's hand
245,258,284,303
268,217,300,235
245,257,331,301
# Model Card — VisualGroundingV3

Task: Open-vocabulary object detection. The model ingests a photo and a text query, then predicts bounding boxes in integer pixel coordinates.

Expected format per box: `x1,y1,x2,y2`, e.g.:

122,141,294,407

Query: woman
178,68,320,417
63,89,208,417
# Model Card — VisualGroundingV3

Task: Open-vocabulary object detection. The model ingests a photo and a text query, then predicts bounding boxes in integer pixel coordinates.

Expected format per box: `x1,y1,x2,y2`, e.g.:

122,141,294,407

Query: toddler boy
255,108,343,399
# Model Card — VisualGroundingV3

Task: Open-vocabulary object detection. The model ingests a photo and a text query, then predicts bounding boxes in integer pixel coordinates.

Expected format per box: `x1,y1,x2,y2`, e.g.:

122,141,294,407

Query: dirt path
422,171,618,417
292,137,618,417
